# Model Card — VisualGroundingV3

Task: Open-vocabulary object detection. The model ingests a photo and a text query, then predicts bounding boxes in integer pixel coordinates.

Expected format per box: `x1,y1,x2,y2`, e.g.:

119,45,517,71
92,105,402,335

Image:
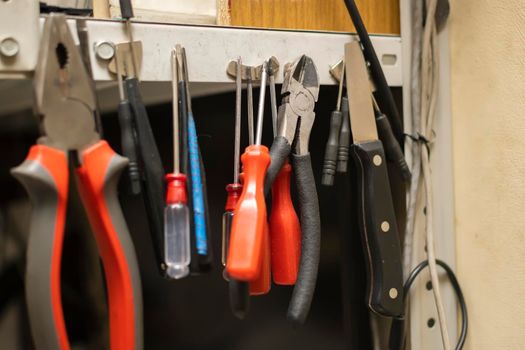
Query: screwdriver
119,0,139,78
249,62,272,295
337,96,350,173
322,60,345,186
114,46,141,195
180,47,210,264
164,48,190,279
267,59,301,285
227,61,271,282
222,57,243,270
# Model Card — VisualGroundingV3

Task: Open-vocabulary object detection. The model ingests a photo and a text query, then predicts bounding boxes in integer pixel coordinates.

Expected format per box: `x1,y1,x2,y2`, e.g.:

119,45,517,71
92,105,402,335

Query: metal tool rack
0,0,458,348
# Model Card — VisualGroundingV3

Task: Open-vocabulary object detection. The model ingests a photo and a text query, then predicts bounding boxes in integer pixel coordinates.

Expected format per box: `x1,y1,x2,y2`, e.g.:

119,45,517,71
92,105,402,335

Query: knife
345,41,404,317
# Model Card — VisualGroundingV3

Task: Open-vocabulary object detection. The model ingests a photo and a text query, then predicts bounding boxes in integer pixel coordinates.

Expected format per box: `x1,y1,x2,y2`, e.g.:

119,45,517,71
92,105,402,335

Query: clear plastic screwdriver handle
164,202,191,279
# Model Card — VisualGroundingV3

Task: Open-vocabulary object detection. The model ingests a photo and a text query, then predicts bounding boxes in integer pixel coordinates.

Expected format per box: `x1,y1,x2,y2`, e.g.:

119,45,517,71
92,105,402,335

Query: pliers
11,14,142,350
264,55,321,324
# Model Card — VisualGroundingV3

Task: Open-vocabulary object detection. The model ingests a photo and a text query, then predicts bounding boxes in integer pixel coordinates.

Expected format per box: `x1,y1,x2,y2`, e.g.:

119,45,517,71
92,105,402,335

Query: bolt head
381,221,390,232
0,37,19,57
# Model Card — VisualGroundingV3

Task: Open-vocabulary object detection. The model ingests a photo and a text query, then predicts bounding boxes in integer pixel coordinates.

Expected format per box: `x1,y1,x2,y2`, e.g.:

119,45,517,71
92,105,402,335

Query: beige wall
450,1,525,348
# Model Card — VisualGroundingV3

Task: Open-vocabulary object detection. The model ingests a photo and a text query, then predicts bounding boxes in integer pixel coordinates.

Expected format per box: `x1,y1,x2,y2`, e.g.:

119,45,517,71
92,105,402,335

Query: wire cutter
263,55,321,324
11,14,142,350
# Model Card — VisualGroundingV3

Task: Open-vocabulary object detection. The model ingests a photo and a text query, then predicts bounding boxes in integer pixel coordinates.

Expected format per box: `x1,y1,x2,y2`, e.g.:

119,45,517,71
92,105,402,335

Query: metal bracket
0,0,39,74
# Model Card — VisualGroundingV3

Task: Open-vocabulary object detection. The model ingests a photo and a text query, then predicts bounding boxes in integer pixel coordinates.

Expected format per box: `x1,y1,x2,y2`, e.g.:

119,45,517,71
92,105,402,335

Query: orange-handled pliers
11,14,142,350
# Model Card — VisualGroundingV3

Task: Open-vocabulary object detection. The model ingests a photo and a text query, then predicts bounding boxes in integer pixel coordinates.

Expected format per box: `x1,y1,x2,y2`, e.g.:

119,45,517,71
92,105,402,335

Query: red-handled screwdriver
267,59,301,285
227,61,271,282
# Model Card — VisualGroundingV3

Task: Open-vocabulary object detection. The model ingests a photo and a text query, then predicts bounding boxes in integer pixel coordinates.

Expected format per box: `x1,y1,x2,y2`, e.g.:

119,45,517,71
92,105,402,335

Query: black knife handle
351,140,403,317
322,110,343,186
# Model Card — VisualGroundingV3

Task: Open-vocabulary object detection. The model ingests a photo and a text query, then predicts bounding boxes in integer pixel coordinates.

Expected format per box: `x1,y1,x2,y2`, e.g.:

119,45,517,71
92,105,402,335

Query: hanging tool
345,41,403,317
178,47,212,271
11,14,142,349
114,45,141,195
322,59,345,186
226,61,271,282
328,61,351,173
248,61,272,296
266,58,301,286
223,57,250,318
263,55,321,324
163,48,191,279
343,0,404,144
329,59,410,181
119,0,139,78
337,97,351,173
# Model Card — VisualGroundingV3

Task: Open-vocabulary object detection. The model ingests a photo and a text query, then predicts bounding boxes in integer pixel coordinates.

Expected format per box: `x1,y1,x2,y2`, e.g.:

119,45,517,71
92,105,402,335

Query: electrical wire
388,259,468,350
419,1,452,349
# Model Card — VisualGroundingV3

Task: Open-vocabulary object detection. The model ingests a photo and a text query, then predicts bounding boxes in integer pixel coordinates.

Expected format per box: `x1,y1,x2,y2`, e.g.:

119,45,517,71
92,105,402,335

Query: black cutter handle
125,77,166,276
264,136,291,196
287,153,321,325
351,140,403,317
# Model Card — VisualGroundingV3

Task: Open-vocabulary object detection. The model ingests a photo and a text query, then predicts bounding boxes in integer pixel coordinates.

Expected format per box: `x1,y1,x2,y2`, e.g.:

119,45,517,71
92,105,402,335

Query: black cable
342,0,404,143
389,259,468,350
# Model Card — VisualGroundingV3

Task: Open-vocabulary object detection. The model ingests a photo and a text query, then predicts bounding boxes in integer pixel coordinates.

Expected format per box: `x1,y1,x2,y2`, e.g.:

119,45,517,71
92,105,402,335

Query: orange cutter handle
76,141,143,350
12,145,70,350
270,161,301,285
226,145,270,281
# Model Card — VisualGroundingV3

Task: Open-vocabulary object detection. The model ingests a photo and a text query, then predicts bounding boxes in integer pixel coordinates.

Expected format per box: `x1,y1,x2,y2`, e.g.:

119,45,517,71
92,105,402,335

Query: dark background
0,84,403,349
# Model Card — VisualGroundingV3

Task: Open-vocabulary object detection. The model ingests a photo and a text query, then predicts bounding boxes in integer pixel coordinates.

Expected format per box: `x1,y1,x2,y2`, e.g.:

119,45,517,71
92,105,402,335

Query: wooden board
230,0,400,35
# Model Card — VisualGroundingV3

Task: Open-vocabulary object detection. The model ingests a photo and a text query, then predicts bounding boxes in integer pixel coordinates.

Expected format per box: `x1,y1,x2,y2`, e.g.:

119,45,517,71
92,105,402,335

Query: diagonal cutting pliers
264,55,321,324
11,14,142,350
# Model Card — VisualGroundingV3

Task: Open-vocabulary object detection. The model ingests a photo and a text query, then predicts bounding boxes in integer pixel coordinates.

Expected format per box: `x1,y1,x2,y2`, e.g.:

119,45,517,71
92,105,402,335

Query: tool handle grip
118,100,141,195
11,145,70,350
322,110,343,186
337,97,351,173
288,153,321,325
126,77,166,275
188,113,208,255
76,141,143,349
226,145,270,281
270,162,301,285
249,222,271,295
264,136,291,196
229,279,250,319
351,140,404,317
119,0,134,19
375,113,411,183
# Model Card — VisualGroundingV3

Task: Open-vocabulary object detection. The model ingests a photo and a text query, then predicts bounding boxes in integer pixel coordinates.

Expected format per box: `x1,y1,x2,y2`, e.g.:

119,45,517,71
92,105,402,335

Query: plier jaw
278,55,320,155
34,14,99,155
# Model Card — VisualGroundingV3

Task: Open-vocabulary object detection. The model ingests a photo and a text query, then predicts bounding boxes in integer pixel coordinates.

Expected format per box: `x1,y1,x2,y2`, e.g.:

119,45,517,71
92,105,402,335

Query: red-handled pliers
11,14,142,350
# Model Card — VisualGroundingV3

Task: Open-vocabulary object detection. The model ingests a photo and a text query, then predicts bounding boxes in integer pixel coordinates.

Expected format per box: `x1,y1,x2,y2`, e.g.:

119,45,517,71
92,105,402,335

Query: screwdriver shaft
269,73,278,136
255,62,268,146
336,60,345,111
234,57,242,184
247,73,254,145
171,49,180,174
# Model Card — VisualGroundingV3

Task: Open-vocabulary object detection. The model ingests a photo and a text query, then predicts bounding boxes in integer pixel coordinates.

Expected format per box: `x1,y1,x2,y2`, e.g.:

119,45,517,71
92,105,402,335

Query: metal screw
94,41,115,61
373,154,382,166
0,37,19,57
389,288,398,299
381,221,390,232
